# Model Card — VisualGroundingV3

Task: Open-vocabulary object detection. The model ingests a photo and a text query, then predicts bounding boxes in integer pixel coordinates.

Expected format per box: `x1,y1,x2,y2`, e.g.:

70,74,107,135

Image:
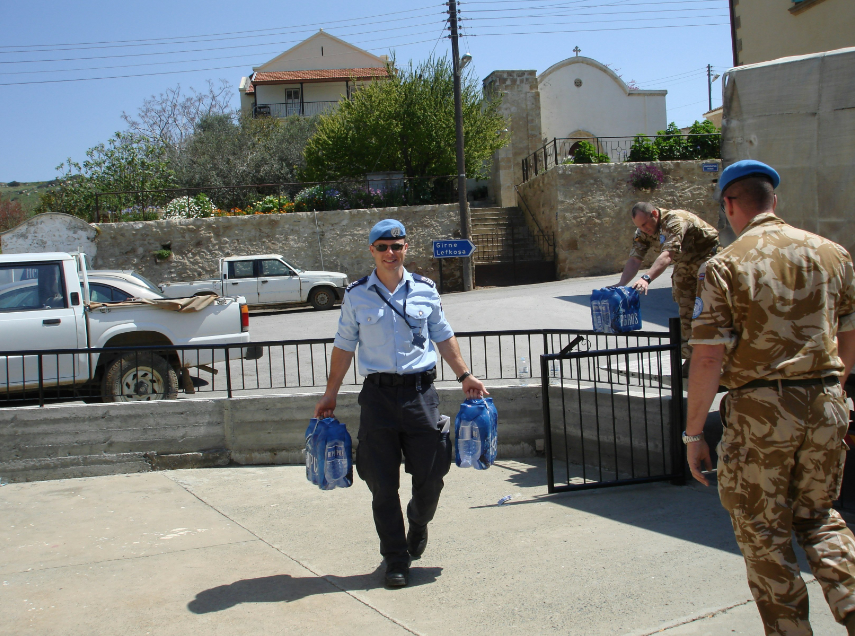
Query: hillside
0,180,58,213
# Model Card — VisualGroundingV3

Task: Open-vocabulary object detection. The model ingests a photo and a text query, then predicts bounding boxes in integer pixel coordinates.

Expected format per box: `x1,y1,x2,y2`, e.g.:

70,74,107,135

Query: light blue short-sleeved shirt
333,269,455,376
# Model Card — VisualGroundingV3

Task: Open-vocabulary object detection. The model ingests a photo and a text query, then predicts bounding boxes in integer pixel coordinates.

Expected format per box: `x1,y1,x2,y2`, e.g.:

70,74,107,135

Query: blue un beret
369,219,406,244
719,160,780,194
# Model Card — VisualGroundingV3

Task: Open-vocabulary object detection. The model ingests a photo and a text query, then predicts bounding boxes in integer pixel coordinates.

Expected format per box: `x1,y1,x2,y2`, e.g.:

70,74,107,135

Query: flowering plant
163,194,215,219
629,164,665,191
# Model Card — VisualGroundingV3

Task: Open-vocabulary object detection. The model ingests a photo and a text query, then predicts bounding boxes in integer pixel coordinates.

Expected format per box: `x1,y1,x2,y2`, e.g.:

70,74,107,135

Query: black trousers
355,380,452,565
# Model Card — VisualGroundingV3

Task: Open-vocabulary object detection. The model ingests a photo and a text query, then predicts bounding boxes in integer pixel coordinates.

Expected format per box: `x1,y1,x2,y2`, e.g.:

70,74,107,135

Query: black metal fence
540,318,686,493
0,329,672,407
521,134,721,182
88,176,458,223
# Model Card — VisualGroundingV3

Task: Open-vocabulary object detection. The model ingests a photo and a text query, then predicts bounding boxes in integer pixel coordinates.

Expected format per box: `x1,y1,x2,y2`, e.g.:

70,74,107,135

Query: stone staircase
469,207,551,263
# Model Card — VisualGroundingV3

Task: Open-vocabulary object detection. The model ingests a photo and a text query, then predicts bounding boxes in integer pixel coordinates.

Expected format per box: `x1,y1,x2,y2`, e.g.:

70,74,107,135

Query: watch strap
682,431,703,444
457,371,472,383
641,274,651,282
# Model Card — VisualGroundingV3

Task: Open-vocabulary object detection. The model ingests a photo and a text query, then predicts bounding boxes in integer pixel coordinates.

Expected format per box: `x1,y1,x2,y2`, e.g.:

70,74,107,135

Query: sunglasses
373,243,405,252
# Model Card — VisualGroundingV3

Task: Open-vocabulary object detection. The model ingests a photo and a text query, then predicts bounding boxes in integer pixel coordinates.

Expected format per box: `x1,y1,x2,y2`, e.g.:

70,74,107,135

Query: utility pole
707,64,713,112
447,0,473,292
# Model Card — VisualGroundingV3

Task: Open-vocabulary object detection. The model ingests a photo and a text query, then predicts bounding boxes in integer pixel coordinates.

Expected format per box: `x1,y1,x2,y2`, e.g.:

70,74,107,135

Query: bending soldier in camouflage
686,160,855,636
617,203,719,370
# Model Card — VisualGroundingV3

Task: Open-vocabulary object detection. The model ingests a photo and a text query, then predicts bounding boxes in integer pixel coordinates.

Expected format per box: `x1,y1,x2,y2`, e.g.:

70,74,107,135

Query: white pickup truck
0,252,259,402
159,255,348,310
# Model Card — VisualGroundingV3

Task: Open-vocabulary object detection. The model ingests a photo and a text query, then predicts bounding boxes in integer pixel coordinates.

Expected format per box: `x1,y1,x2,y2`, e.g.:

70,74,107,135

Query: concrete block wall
516,160,724,279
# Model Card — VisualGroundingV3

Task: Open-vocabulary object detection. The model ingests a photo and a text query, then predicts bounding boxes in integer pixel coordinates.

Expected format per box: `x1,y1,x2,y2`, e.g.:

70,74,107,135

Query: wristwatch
641,274,651,283
682,431,704,444
457,371,472,383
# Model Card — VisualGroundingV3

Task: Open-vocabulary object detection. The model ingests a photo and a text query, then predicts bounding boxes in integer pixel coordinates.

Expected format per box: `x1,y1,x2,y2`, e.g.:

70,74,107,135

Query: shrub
565,141,610,164
246,194,293,214
154,248,172,261
0,193,27,231
627,135,658,162
163,193,215,219
652,123,687,161
7,181,21,187
681,119,720,159
293,185,346,212
629,164,665,190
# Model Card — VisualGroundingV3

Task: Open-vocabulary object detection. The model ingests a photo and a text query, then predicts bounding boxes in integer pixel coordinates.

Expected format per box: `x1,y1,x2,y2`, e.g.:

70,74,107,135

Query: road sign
433,239,476,258
702,163,719,172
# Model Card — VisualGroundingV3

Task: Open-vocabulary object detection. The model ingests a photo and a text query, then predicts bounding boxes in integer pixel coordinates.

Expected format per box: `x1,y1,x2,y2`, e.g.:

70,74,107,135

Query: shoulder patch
693,297,704,320
346,276,369,292
412,274,436,288
697,261,707,281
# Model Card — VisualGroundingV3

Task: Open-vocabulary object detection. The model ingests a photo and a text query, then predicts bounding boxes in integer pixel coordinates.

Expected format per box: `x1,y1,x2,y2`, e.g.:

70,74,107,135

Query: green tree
627,135,658,162
302,56,508,181
652,123,687,161
681,119,720,159
563,141,610,164
37,132,176,221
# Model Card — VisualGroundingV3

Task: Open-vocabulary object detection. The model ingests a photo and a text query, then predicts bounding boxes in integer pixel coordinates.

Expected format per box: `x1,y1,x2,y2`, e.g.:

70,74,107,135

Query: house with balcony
239,31,390,118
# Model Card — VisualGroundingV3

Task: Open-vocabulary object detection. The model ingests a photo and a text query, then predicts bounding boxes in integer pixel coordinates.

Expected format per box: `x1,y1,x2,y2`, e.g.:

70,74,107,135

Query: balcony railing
252,101,339,118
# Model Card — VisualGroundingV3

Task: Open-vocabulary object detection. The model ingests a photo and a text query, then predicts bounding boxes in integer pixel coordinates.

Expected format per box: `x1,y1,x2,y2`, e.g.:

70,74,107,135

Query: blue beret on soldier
369,219,407,244
719,160,781,194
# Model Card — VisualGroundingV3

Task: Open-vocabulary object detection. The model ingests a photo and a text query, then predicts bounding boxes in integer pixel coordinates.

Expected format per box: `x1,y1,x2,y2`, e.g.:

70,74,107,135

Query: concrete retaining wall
516,160,724,279
0,383,680,483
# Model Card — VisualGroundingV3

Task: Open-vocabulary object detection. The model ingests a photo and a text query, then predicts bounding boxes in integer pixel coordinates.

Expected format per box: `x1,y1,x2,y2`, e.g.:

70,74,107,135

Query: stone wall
516,160,724,279
3,204,466,291
0,213,98,259
483,70,543,208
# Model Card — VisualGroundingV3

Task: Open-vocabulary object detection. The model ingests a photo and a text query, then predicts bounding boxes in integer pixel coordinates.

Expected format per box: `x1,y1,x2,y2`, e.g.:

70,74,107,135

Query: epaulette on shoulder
346,276,369,292
412,273,436,288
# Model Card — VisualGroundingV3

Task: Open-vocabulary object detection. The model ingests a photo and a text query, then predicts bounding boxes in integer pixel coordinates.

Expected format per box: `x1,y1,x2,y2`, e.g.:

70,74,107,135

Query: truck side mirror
70,292,80,306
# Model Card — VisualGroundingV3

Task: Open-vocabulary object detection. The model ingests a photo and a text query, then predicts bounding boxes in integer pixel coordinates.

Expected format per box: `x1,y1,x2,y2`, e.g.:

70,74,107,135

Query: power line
0,22,443,65
466,22,729,37
468,14,729,30
465,0,726,14
0,4,444,51
0,35,443,86
466,6,731,21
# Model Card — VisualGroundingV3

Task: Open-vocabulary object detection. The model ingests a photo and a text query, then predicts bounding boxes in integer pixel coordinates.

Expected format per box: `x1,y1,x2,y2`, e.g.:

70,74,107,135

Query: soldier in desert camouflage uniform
617,203,719,369
685,160,855,636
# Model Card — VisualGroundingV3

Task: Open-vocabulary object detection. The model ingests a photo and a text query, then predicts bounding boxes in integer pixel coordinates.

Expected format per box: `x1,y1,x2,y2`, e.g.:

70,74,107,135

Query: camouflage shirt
628,209,719,264
690,212,855,389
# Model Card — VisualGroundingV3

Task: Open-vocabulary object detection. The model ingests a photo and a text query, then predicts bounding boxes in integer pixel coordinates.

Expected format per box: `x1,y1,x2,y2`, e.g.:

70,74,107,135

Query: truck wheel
101,352,179,402
309,286,336,310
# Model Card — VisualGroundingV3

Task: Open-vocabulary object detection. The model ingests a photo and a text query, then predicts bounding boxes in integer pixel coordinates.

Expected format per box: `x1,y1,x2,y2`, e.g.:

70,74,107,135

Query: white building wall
257,32,385,72
538,58,666,142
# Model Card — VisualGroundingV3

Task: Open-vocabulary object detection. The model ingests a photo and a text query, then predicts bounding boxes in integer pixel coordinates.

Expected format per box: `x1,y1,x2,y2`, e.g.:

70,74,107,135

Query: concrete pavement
1,459,846,635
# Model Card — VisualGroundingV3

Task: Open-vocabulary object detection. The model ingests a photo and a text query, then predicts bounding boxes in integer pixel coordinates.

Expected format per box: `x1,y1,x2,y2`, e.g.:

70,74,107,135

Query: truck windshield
282,260,303,273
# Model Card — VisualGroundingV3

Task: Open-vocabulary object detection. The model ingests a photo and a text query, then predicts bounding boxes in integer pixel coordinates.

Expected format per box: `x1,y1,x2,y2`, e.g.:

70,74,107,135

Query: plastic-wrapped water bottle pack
454,398,498,470
305,417,353,490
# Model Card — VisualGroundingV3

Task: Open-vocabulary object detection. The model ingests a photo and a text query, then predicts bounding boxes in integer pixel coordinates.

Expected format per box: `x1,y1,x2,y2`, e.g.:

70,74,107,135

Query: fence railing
90,176,458,223
540,318,685,493
471,226,555,264
521,134,722,183
0,329,672,407
252,101,339,118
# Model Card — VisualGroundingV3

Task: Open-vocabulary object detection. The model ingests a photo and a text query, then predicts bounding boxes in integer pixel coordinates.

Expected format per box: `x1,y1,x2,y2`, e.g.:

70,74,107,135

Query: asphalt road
248,270,678,341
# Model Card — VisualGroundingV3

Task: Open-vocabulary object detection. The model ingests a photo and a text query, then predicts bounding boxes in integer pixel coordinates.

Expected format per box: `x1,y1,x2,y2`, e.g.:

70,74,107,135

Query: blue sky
1,0,733,182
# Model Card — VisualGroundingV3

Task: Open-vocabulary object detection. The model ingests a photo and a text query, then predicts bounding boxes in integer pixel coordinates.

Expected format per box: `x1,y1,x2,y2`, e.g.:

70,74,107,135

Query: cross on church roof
573,46,581,56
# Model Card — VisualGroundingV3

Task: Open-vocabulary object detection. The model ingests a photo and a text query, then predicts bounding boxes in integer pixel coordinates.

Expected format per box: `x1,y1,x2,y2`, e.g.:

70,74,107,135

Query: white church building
484,54,668,206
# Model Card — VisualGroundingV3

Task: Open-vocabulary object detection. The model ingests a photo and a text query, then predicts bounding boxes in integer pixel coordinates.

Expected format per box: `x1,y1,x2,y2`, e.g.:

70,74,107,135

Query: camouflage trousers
718,382,855,635
671,260,705,360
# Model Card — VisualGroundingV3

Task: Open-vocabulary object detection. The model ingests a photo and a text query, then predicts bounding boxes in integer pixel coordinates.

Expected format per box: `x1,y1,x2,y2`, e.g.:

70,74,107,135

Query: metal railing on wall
0,329,672,407
520,134,722,183
83,177,458,223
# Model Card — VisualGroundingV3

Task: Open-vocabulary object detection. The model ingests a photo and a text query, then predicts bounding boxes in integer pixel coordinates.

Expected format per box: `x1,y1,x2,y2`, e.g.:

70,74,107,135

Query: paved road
248,271,679,341
177,272,681,399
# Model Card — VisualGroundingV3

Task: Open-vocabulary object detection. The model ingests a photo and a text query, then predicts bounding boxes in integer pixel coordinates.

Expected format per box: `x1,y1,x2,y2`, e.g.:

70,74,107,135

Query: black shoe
407,525,428,559
385,561,409,587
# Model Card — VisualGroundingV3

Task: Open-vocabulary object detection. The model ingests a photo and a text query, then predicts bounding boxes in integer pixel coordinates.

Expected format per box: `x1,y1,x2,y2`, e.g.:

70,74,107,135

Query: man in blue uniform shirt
315,219,487,588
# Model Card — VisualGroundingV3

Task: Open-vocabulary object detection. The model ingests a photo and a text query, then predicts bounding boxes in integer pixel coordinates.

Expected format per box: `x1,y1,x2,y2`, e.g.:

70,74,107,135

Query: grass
0,179,59,213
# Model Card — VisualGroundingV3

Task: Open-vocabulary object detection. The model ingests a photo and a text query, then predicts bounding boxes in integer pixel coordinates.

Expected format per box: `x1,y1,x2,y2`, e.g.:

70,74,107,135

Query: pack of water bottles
590,286,642,333
305,417,353,490
455,398,498,470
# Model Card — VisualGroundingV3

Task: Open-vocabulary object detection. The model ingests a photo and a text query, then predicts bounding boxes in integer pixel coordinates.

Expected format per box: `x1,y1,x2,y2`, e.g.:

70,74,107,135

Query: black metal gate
472,223,556,287
540,318,686,493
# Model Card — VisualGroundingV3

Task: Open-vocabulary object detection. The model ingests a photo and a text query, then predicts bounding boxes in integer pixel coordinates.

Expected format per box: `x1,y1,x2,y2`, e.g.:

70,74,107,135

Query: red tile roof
246,67,388,93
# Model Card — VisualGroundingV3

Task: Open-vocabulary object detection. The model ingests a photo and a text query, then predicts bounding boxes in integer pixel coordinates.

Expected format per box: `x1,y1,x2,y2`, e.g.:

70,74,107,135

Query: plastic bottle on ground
519,356,529,378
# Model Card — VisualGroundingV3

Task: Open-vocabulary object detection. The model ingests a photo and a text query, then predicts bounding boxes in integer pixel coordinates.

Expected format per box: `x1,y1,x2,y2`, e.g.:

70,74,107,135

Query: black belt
367,367,437,387
735,376,840,391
